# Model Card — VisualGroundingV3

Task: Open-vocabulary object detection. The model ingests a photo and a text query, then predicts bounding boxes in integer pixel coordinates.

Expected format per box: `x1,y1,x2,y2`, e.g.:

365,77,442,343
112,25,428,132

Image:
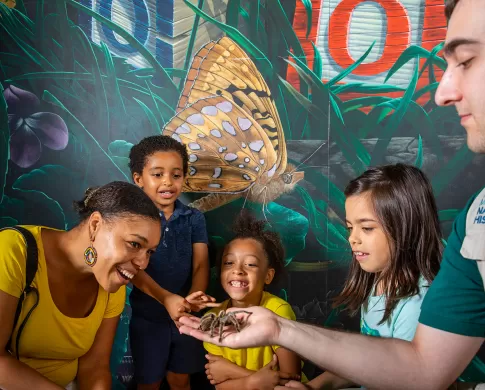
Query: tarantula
199,310,252,342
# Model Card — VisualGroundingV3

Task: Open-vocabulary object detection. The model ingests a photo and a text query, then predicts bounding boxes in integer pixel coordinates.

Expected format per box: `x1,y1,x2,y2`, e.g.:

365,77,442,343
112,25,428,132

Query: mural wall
1,0,484,387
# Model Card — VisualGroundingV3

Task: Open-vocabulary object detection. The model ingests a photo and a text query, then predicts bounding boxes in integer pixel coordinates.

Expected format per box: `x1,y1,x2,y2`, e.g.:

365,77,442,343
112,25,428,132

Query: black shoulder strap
0,226,39,359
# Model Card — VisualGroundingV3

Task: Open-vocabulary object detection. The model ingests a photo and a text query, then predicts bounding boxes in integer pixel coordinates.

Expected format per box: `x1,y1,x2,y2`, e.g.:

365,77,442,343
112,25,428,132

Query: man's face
435,0,485,153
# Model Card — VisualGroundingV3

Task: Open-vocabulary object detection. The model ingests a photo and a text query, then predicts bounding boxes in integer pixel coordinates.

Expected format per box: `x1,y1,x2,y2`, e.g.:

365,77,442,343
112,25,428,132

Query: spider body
199,310,252,341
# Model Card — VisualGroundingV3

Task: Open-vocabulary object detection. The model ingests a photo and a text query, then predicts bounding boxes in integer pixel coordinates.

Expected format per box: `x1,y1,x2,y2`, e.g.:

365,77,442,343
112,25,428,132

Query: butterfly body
162,37,304,213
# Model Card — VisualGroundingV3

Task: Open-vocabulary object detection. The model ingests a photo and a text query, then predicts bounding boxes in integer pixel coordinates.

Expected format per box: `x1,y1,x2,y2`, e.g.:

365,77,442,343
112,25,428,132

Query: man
179,1,485,389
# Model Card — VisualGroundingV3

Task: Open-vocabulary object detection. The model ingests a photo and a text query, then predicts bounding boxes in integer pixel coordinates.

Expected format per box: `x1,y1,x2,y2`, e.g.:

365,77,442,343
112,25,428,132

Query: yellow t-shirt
0,226,126,386
203,291,307,382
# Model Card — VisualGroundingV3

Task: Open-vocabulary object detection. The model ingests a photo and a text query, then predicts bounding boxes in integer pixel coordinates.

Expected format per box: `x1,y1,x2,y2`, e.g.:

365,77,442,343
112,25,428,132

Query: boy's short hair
129,135,189,176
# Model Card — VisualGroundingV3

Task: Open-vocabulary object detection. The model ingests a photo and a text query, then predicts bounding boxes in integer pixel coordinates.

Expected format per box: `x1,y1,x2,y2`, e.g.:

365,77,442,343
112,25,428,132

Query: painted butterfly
162,37,304,212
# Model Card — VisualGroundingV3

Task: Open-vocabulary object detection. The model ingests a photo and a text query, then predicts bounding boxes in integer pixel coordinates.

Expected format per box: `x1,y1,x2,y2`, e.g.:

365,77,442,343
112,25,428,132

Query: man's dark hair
445,0,459,21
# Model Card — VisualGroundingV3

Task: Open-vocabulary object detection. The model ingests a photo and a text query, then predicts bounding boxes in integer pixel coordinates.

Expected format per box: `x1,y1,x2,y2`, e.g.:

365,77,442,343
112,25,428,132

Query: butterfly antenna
261,187,272,228
290,141,327,174
241,186,252,211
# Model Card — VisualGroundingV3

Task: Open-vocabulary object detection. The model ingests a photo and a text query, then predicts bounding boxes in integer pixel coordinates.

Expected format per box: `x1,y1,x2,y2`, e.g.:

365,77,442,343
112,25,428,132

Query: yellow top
0,226,125,386
203,291,307,382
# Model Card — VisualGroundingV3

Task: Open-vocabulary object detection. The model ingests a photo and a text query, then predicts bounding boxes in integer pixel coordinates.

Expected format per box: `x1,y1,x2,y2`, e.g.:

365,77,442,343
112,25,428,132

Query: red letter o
328,0,411,76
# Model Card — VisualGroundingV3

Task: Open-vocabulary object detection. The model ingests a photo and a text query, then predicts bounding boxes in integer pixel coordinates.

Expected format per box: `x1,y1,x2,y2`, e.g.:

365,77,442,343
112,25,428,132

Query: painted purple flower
4,85,68,168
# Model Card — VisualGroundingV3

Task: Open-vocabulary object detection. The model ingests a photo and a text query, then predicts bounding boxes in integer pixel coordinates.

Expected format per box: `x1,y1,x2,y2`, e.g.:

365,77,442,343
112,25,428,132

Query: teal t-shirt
419,190,485,337
361,278,429,341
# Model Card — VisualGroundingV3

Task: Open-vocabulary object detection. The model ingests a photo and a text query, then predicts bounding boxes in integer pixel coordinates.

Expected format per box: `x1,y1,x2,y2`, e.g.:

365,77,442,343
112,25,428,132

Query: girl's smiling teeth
229,280,249,288
116,265,135,280
354,251,369,256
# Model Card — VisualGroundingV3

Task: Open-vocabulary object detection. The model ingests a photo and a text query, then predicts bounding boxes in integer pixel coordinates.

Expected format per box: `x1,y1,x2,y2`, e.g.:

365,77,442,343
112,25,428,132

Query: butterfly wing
177,37,287,174
163,95,278,193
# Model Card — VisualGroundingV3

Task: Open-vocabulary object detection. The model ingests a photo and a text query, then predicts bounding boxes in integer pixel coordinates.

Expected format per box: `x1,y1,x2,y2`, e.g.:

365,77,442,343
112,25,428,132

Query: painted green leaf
385,45,446,83
10,188,65,229
296,186,348,252
300,0,312,38
414,135,423,168
432,143,475,196
0,84,8,203
328,42,375,87
371,60,420,166
184,0,273,79
266,0,308,97
333,82,405,95
13,165,87,228
311,42,323,79
183,0,205,81
342,96,391,112
227,0,241,28
203,199,308,266
0,217,18,228
42,90,129,181
66,0,178,99
108,140,134,180
56,0,73,71
133,98,161,134
72,26,110,142
101,41,125,113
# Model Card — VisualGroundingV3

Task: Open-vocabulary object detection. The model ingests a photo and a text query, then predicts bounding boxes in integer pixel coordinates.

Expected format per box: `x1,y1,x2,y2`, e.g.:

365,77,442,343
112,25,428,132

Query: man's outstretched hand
178,306,282,349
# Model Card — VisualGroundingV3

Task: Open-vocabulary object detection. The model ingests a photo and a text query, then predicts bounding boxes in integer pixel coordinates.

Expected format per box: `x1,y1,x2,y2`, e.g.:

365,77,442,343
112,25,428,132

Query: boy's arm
131,271,191,321
188,242,209,294
132,270,172,304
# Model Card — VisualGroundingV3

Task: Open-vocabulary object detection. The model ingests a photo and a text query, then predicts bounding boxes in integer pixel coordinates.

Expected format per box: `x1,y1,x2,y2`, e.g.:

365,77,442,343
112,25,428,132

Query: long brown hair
333,164,443,324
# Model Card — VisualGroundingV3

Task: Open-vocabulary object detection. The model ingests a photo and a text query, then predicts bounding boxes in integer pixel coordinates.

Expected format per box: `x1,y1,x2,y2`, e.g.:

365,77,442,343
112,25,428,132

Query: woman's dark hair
219,210,286,285
445,0,459,21
129,135,189,176
73,181,160,223
333,164,443,324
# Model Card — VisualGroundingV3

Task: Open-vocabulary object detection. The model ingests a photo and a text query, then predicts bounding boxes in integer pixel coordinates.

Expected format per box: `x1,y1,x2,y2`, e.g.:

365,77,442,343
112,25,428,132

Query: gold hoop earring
84,243,97,267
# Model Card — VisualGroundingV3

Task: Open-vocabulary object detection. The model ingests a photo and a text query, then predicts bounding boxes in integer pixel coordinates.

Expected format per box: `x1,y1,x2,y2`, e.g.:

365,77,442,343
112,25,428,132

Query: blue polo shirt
130,200,208,322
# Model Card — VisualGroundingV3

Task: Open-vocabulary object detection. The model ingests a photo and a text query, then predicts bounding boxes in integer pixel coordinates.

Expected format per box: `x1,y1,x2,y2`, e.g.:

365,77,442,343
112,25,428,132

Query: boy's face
220,238,275,306
133,151,184,211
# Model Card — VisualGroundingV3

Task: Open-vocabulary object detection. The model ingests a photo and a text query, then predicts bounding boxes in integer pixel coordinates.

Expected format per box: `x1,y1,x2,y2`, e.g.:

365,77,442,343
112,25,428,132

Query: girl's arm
306,371,357,390
205,353,254,384
188,242,209,294
0,290,63,390
275,346,301,379
77,316,120,389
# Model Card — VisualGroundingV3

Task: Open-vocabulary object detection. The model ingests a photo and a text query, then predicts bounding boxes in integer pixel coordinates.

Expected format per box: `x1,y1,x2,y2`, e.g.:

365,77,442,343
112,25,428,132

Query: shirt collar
159,199,192,220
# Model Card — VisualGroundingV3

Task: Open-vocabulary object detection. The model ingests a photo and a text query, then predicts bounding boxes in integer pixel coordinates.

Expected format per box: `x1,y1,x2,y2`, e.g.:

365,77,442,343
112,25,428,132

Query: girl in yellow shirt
0,181,164,389
202,211,305,389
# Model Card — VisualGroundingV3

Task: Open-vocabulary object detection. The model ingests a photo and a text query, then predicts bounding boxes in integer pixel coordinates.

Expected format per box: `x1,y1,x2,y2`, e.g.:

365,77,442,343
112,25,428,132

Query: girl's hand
185,291,220,312
179,306,281,348
204,354,244,385
247,355,300,390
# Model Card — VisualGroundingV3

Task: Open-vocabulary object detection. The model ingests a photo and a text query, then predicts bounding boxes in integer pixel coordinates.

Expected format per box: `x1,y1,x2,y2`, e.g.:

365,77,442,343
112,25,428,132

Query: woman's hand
163,293,192,325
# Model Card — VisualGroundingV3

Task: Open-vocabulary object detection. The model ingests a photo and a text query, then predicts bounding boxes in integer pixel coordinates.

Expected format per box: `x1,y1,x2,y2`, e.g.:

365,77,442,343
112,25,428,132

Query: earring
84,242,97,267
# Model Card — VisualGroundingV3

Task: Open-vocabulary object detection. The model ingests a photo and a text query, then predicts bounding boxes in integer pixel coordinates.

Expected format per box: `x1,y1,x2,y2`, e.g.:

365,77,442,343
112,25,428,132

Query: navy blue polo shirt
130,200,208,322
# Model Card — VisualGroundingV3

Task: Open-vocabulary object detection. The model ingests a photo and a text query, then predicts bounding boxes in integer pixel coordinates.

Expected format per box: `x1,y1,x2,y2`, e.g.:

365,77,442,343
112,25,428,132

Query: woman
0,181,176,389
